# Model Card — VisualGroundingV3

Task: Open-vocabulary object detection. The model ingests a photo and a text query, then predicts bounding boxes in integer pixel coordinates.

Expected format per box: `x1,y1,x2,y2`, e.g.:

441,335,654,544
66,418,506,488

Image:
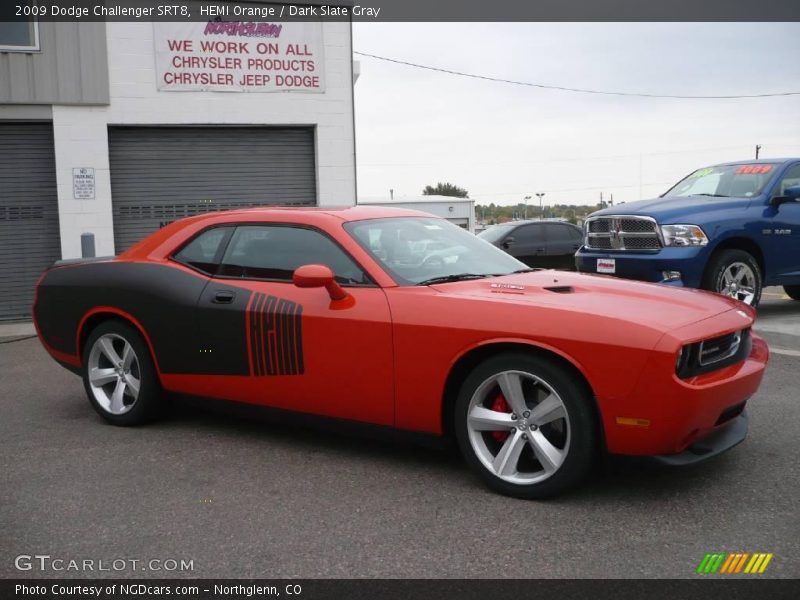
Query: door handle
212,290,236,304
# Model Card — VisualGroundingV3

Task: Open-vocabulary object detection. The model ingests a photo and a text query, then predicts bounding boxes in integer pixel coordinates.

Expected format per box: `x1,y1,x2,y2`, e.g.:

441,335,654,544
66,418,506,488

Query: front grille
677,329,752,379
585,216,662,251
699,331,742,366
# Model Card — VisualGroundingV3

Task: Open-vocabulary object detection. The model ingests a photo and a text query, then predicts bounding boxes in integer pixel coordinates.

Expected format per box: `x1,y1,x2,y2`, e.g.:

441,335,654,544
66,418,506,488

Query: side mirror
293,264,348,301
771,185,800,208
502,236,515,249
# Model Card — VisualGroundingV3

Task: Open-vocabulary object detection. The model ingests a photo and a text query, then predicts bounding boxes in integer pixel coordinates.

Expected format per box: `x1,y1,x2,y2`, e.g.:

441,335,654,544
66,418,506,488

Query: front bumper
599,309,768,459
575,246,709,289
652,411,748,466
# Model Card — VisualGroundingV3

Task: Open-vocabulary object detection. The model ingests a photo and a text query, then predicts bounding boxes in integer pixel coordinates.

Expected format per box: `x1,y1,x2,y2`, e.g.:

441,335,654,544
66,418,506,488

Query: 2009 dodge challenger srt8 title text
33,206,768,498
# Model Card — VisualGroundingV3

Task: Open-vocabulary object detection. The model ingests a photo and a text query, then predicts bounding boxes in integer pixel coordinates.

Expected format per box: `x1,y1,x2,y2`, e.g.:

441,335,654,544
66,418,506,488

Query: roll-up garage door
0,122,61,321
108,126,316,252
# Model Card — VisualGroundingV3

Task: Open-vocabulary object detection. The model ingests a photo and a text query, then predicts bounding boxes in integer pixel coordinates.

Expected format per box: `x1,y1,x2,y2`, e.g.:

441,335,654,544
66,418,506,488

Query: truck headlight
661,224,709,247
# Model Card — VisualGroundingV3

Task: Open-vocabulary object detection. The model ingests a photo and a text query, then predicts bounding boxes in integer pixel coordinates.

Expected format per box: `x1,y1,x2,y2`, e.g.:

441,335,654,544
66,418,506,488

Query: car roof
118,205,443,260
192,204,433,223
498,220,579,228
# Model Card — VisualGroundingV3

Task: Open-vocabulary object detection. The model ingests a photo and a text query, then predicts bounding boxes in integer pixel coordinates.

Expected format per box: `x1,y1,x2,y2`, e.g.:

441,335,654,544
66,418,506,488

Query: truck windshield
664,164,779,198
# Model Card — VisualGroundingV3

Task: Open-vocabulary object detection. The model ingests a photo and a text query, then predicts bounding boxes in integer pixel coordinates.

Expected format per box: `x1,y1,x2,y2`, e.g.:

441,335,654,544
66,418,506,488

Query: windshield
344,217,527,285
665,164,778,198
477,224,514,243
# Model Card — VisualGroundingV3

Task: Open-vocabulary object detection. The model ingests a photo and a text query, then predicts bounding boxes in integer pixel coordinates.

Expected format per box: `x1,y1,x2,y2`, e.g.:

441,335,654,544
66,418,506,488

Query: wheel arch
77,307,162,376
440,340,604,449
705,236,766,281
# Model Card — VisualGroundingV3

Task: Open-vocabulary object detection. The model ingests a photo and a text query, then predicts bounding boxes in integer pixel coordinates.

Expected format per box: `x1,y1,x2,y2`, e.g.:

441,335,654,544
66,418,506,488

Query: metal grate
0,205,44,221
109,126,317,253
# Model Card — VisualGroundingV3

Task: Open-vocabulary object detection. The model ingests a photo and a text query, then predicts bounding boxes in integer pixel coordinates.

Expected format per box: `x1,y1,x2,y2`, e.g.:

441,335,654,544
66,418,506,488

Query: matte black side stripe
248,292,304,376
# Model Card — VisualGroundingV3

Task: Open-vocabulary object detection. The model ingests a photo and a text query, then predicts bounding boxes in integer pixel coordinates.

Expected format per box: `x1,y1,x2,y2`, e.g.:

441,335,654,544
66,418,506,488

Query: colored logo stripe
698,552,773,574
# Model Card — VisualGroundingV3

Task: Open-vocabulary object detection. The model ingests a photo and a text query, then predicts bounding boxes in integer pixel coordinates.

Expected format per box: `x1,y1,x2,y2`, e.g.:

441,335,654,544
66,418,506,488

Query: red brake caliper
491,393,511,443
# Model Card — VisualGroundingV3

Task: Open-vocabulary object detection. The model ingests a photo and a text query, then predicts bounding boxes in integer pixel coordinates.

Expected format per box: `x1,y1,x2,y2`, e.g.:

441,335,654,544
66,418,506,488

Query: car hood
590,195,754,223
430,270,752,333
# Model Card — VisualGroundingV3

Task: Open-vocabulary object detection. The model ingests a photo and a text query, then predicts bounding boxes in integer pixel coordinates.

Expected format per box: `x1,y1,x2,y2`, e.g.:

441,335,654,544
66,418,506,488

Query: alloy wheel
466,370,571,485
87,333,141,415
718,261,757,305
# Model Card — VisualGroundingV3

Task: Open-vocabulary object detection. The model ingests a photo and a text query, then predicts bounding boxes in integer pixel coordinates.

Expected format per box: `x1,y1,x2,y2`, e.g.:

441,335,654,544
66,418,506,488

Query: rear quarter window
172,227,231,274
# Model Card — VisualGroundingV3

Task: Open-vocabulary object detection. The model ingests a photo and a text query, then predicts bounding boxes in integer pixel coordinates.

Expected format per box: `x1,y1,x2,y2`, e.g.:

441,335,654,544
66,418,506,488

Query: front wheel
785,285,800,301
82,321,162,426
702,249,763,307
454,353,597,499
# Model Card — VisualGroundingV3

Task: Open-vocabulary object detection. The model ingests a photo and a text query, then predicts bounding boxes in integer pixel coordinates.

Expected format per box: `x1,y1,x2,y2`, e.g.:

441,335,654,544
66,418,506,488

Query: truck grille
585,216,662,251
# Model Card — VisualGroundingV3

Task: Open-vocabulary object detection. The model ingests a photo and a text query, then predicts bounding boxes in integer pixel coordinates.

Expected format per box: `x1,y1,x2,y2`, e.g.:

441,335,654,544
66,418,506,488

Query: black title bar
3,0,800,22
3,579,800,600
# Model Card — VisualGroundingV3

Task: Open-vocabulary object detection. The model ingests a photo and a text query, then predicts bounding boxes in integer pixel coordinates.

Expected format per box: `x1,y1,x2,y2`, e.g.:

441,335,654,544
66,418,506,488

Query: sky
351,23,800,207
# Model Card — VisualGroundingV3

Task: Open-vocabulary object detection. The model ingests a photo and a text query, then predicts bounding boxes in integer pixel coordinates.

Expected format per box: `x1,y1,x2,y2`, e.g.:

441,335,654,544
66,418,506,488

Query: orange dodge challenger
34,206,768,498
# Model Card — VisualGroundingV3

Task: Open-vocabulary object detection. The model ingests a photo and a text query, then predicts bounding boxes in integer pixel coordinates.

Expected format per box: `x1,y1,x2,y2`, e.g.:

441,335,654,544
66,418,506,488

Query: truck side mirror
771,185,800,207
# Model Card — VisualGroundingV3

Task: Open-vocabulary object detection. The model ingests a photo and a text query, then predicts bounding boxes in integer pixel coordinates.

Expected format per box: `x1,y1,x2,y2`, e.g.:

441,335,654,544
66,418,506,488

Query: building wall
0,22,109,105
51,21,356,259
360,197,477,232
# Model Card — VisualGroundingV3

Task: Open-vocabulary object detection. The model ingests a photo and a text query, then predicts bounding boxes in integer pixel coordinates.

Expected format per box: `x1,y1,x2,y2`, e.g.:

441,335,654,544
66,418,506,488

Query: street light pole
524,196,531,220
535,192,545,219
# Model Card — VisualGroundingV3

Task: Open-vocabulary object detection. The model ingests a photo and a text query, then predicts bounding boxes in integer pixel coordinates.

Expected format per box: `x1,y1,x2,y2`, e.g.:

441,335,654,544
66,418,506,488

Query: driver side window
218,225,371,285
777,164,800,196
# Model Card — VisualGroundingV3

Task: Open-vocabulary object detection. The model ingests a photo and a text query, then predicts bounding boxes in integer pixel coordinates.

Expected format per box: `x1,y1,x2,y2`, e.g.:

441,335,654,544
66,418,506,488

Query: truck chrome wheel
87,333,141,415
718,262,757,305
466,370,570,485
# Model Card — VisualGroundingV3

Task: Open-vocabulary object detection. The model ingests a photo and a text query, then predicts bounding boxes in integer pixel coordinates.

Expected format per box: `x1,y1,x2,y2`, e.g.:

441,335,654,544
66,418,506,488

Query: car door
765,163,800,283
181,223,395,426
505,223,547,267
543,223,582,270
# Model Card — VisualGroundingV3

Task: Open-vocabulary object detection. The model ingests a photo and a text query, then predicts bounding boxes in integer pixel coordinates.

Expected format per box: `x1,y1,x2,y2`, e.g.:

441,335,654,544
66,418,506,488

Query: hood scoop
544,285,575,294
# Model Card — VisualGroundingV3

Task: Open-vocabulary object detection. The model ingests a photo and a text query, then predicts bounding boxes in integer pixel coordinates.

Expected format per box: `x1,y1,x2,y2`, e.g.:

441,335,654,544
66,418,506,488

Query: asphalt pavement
1,292,799,579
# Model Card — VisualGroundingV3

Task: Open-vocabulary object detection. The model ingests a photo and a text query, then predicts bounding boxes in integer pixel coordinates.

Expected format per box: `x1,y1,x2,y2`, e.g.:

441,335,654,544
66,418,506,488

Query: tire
454,353,597,499
702,249,763,307
785,285,800,301
82,320,162,426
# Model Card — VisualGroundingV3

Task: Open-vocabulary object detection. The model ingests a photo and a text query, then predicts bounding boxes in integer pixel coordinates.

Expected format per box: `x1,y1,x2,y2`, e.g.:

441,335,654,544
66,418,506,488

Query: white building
0,12,356,320
359,195,476,232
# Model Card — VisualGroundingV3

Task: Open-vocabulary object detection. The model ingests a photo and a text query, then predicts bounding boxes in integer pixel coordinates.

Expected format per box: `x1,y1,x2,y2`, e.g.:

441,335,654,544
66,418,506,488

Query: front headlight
661,224,709,247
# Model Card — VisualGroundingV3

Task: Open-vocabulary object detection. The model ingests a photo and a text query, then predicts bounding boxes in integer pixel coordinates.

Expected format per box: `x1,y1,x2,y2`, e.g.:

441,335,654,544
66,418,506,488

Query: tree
422,182,469,198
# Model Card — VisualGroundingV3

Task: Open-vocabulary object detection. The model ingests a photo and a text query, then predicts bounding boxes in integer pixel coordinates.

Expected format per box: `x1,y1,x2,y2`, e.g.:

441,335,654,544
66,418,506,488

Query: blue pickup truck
575,158,800,306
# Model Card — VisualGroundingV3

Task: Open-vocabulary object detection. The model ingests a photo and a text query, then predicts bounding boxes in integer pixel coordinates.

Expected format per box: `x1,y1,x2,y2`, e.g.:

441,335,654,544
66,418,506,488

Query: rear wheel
82,321,161,426
785,285,800,301
702,249,762,307
454,353,597,499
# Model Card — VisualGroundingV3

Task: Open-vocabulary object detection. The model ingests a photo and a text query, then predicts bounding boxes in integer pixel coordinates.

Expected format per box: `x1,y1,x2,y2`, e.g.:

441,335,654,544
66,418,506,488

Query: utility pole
638,154,643,199
524,195,531,219
535,192,545,219
755,145,761,159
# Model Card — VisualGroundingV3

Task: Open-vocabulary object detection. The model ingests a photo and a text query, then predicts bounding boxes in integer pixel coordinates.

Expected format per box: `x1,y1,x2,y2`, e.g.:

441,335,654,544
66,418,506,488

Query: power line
354,51,800,99
358,143,791,167
471,181,675,198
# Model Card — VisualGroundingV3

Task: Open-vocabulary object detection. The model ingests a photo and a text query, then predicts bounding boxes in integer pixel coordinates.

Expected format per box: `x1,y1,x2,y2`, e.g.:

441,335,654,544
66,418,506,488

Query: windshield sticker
736,165,773,175
689,167,715,178
424,225,443,230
